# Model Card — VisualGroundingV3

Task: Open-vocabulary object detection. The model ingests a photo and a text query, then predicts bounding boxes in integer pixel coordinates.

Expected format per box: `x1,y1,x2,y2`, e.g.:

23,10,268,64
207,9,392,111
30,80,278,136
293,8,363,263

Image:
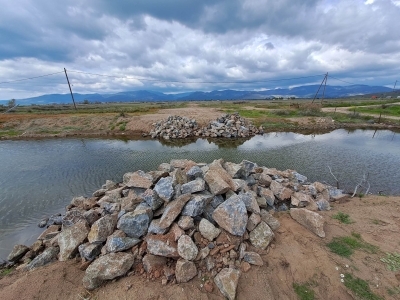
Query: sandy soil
1,195,399,300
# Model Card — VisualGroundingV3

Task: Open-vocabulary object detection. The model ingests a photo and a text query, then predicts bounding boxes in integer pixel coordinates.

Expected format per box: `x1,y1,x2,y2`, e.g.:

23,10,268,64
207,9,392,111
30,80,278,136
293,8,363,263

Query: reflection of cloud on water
238,132,311,150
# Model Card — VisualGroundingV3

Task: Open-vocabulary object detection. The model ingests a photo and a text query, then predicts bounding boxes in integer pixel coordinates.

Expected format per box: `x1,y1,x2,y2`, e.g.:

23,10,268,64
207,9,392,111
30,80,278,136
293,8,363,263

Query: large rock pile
6,159,347,299
148,113,263,139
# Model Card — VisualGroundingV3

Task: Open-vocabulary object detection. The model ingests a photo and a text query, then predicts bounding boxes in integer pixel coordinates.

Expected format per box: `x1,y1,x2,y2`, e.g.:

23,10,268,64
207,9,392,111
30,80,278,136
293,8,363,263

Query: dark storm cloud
0,0,400,99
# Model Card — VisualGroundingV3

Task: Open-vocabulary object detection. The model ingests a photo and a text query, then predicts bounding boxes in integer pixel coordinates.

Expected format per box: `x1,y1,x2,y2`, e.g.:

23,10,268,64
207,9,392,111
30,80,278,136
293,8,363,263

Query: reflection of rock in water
157,137,198,147
205,137,249,148
157,137,250,148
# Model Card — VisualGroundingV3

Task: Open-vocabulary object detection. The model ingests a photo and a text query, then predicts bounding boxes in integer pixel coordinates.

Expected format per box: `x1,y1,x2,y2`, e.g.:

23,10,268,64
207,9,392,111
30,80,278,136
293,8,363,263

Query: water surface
1,129,399,259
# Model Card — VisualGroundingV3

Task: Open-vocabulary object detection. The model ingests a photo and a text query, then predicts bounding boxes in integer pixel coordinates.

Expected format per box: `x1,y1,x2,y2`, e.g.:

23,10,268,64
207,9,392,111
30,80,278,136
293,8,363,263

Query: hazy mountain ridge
0,85,393,105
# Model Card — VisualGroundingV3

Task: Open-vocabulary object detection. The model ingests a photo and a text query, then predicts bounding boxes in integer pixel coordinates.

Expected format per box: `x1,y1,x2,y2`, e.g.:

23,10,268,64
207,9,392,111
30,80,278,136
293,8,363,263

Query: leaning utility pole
312,73,328,104
321,72,328,104
64,68,77,110
393,80,398,92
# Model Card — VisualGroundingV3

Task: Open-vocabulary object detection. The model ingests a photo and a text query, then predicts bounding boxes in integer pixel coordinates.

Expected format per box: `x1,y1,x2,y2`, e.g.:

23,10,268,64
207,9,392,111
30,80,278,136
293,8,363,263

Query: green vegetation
332,211,353,224
327,233,379,258
387,286,400,296
0,130,22,137
1,269,12,276
293,283,315,300
380,252,400,272
356,105,400,117
343,273,383,300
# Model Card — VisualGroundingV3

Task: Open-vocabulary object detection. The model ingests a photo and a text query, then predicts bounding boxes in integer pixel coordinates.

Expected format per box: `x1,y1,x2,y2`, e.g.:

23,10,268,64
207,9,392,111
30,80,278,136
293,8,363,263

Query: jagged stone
243,252,263,266
177,216,194,230
175,259,197,283
292,172,308,183
58,221,90,261
258,173,272,187
291,192,312,207
93,188,107,197
105,236,141,253
148,219,169,234
214,268,240,300
205,160,236,195
223,162,245,179
125,170,153,189
240,160,257,177
259,187,275,206
146,232,179,258
88,214,117,243
249,221,274,250
142,254,167,273
246,213,261,232
177,235,198,261
260,210,280,231
82,252,135,290
117,209,152,238
238,192,260,214
154,176,174,202
181,191,213,217
158,194,191,229
79,243,102,261
7,244,30,262
62,209,86,227
170,159,197,170
37,225,61,240
213,194,248,236
199,218,221,241
140,189,163,210
181,178,206,194
290,208,325,238
270,180,293,201
186,165,203,180
25,247,59,270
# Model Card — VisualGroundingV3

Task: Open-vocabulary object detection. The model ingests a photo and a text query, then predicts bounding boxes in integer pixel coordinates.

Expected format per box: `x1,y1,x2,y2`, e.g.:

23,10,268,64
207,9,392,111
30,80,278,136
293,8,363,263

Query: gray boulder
140,189,164,210
154,176,175,202
82,252,135,290
181,191,213,217
117,209,152,238
88,214,117,243
212,195,248,236
105,236,141,253
25,247,59,270
7,244,30,262
79,243,102,261
177,235,198,261
58,221,90,261
199,218,221,241
175,259,197,283
181,178,206,194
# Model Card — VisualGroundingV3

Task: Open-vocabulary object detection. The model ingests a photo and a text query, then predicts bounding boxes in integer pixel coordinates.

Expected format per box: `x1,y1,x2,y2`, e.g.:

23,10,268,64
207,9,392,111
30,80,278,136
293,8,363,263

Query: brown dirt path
1,195,399,300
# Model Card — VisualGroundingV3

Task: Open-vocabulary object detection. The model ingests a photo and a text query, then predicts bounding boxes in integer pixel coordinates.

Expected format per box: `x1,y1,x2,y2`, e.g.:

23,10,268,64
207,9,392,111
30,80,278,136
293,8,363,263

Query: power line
67,69,325,84
329,76,358,85
0,71,65,84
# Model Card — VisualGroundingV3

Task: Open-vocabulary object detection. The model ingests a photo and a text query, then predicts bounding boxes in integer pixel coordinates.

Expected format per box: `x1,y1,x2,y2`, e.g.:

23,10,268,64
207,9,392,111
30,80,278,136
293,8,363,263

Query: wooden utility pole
312,73,328,104
64,68,77,110
393,80,398,92
321,72,328,104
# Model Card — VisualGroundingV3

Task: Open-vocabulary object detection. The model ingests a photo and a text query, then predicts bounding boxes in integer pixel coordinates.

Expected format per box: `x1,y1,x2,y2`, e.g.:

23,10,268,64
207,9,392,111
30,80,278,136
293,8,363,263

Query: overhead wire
67,69,325,84
0,71,65,84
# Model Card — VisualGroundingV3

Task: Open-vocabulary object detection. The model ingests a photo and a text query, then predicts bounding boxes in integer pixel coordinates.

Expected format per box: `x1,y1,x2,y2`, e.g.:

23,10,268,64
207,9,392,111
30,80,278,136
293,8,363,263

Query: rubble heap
148,113,263,139
5,159,347,299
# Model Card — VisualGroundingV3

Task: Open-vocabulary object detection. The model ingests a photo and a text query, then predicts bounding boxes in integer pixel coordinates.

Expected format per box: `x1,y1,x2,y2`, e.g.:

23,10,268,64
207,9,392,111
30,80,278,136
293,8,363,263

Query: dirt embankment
1,103,399,140
1,195,399,300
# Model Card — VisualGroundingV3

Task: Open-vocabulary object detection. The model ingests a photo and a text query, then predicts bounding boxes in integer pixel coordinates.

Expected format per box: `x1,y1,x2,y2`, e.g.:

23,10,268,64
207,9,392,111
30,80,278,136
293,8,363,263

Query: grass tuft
293,283,315,300
343,273,383,300
332,211,353,224
380,252,400,272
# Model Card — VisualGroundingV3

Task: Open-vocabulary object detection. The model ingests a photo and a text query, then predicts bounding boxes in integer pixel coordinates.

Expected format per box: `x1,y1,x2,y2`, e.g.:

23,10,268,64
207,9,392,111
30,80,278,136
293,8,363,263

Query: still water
0,129,399,259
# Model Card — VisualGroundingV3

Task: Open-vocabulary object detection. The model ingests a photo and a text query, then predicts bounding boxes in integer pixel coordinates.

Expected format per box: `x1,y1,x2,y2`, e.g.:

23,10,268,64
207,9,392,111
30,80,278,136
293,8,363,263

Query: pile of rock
148,113,263,139
5,159,347,299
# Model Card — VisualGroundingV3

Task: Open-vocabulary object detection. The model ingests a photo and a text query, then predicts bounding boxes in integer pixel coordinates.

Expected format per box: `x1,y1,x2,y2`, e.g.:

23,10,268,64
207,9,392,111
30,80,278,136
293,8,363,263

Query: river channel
1,129,399,259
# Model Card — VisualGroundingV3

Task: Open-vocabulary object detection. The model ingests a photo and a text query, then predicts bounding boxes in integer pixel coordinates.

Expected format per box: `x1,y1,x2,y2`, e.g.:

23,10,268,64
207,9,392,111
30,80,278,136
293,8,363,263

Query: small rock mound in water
147,113,264,139
7,159,348,299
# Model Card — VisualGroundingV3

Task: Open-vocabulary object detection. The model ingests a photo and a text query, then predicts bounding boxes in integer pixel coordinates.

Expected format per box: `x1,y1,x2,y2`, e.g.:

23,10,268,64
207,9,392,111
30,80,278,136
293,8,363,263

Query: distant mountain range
0,85,394,105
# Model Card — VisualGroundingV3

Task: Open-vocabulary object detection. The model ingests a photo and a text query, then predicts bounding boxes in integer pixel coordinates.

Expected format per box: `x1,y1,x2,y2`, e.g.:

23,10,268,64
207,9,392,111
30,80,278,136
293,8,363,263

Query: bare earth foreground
1,195,399,300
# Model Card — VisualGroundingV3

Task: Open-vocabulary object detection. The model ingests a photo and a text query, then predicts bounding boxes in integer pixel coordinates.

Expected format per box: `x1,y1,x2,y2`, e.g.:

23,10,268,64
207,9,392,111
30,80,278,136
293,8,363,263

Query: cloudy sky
0,0,399,99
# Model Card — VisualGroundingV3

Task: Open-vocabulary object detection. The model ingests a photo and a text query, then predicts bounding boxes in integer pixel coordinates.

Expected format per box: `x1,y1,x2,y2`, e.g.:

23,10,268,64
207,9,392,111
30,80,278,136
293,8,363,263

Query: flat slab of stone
214,268,240,300
58,221,90,261
82,252,135,290
25,247,59,270
7,244,30,262
212,195,248,236
290,208,326,238
125,170,153,189
158,194,191,229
